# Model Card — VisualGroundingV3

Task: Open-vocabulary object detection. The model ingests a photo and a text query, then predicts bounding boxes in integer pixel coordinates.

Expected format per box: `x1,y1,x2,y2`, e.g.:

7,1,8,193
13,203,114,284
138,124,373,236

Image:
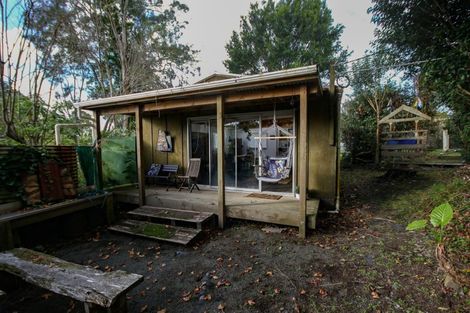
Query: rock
444,274,460,291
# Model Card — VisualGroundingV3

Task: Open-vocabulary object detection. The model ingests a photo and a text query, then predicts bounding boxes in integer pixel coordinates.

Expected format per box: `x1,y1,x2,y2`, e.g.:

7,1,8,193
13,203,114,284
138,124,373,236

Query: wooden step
128,206,215,229
109,219,200,245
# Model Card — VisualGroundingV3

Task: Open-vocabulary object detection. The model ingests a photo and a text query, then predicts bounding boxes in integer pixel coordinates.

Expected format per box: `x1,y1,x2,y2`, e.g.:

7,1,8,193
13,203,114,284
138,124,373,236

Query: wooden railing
381,130,428,161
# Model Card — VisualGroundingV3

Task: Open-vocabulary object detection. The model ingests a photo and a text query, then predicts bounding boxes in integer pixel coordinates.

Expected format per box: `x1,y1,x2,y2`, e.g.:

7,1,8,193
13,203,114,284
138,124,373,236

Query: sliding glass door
190,121,210,185
189,111,294,193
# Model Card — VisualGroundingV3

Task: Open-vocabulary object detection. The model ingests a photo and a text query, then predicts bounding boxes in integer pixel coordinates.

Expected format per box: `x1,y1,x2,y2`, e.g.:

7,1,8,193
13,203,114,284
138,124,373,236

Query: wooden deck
114,187,319,228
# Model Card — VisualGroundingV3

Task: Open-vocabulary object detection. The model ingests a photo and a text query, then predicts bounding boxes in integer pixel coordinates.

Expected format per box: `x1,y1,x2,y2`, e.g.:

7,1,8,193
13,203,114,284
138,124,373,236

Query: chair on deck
178,158,201,193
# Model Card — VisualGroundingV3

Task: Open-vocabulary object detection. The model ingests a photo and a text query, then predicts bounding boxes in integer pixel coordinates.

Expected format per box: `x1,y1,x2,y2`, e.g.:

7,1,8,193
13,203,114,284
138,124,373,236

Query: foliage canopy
224,0,349,75
369,0,470,159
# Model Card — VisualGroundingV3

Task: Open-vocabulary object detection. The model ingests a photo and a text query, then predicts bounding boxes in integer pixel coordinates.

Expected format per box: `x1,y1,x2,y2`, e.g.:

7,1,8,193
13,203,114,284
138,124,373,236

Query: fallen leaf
371,290,380,299
157,309,167,313
177,271,183,276
265,271,273,277
300,289,307,295
140,304,148,312
203,294,212,301
246,299,256,306
182,296,191,302
274,288,281,294
217,303,225,311
102,254,110,260
319,288,328,297
313,272,323,278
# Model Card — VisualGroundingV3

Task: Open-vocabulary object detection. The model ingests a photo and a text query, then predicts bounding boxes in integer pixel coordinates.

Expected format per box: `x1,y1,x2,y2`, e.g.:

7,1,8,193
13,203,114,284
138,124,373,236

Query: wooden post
329,63,335,95
104,194,115,225
329,64,336,146
0,222,14,251
94,111,103,190
216,95,225,228
298,85,308,238
135,105,146,207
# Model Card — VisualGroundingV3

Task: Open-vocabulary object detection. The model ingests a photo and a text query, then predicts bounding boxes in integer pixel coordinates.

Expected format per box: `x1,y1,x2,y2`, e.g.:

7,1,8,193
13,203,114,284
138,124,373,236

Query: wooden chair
178,158,201,193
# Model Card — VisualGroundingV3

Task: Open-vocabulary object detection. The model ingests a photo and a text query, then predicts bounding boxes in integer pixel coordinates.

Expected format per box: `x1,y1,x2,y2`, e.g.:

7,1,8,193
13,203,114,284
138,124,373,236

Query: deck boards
109,219,200,245
114,187,317,228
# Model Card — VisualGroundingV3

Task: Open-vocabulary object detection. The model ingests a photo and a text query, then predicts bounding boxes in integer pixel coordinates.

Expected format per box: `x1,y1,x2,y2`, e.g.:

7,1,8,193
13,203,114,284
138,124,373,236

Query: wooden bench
0,248,142,312
146,164,179,190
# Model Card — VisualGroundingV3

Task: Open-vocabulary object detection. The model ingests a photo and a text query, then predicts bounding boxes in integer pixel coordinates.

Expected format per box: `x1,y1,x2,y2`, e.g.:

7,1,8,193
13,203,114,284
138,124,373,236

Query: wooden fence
0,146,79,205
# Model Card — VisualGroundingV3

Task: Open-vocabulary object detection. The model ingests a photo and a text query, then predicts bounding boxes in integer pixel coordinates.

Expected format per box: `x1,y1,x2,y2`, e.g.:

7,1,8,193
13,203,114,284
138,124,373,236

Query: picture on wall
157,129,173,152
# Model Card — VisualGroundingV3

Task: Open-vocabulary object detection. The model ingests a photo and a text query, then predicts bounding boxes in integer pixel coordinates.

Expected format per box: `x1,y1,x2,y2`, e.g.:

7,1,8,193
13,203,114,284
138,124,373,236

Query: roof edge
76,65,318,110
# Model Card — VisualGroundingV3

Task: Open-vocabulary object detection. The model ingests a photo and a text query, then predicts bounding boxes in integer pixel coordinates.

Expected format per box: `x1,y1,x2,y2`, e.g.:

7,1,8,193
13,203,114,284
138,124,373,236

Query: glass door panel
209,119,236,188
236,119,260,189
224,120,236,188
190,121,210,185
209,120,218,186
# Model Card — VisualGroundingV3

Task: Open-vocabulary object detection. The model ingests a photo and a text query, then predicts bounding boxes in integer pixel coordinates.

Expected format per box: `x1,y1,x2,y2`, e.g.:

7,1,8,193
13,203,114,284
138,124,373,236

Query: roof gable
379,105,431,124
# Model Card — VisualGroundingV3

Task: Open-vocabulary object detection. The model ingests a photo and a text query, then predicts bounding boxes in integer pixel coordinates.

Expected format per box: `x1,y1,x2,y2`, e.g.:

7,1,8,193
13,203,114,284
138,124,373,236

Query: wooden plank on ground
130,206,214,224
381,151,423,157
109,219,200,245
0,248,142,308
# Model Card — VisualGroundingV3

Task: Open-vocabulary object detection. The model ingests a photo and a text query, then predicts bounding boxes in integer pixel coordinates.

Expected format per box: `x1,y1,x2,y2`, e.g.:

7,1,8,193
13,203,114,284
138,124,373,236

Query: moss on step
136,224,176,239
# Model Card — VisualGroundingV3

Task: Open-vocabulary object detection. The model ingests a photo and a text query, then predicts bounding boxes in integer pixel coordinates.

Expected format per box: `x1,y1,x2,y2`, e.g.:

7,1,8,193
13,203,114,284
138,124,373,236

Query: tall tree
224,0,349,75
1,0,67,145
347,52,413,164
369,0,470,160
28,0,200,99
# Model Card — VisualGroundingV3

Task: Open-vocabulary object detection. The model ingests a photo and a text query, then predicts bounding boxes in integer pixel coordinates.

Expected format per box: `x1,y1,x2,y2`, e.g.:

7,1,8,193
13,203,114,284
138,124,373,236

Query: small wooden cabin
77,65,341,237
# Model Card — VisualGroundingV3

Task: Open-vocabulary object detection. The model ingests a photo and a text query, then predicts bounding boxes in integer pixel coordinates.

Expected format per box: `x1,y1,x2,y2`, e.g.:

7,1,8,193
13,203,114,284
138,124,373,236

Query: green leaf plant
406,202,454,243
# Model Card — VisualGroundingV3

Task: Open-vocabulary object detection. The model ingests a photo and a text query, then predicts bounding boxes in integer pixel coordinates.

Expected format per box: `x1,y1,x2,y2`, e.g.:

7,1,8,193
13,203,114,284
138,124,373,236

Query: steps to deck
109,219,200,245
128,205,215,230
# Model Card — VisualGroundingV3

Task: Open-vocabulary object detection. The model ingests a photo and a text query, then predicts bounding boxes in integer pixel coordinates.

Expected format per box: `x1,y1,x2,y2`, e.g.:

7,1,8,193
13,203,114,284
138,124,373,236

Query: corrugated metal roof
76,65,318,110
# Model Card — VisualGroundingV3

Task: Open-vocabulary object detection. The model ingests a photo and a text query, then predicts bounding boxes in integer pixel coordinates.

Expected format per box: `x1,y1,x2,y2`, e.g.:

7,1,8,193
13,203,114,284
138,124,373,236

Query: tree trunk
375,113,381,165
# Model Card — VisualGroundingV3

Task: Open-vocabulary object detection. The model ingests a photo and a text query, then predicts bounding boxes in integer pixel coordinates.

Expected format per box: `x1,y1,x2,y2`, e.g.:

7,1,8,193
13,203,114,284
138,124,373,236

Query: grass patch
382,167,469,267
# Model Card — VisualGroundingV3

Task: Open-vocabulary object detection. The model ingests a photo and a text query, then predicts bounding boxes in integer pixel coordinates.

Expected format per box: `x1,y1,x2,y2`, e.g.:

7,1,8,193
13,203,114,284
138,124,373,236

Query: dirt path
0,167,467,312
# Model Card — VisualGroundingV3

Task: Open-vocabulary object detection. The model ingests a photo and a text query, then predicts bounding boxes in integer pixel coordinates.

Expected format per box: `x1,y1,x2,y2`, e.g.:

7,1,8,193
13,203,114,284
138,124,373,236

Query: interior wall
142,113,186,174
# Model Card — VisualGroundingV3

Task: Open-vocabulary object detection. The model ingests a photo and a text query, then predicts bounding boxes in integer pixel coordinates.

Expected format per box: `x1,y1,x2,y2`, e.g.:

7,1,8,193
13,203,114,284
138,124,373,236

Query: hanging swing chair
253,105,295,183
